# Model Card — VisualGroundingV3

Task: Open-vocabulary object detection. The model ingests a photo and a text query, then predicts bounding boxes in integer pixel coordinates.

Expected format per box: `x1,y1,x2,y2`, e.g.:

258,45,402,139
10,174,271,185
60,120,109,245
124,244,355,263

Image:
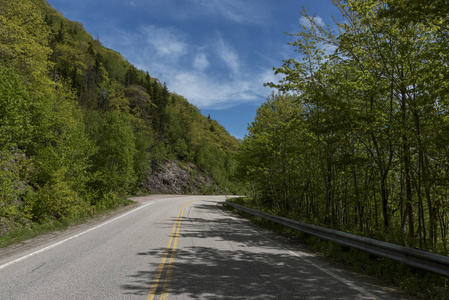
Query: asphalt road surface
0,195,409,299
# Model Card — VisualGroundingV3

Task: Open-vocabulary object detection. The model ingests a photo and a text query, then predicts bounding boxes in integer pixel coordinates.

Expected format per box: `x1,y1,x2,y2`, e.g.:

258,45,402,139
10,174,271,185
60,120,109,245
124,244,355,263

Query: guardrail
225,201,449,277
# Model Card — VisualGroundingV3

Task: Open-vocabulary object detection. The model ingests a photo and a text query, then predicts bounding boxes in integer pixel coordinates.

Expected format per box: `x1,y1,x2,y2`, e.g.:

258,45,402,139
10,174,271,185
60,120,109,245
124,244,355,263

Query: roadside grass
224,198,449,300
0,197,135,249
0,219,72,248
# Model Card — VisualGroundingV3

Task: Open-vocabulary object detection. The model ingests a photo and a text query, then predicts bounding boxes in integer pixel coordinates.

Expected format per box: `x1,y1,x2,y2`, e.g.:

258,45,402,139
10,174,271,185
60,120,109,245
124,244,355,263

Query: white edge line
225,210,381,300
288,250,381,300
0,201,156,270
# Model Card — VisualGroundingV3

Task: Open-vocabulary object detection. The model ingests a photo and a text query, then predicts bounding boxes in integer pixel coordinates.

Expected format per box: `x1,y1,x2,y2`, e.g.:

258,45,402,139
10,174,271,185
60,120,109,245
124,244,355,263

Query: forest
237,0,449,255
0,0,242,236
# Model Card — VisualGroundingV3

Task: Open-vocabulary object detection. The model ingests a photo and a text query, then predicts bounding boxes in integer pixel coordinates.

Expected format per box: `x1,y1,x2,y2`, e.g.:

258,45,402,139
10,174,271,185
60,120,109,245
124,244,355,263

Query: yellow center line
147,200,197,300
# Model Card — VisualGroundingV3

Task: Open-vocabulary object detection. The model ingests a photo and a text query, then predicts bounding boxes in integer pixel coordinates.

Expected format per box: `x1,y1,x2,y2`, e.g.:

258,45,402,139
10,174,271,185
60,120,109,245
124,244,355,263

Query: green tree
380,0,449,28
86,110,137,197
29,82,95,221
0,66,33,226
0,0,53,95
0,66,31,150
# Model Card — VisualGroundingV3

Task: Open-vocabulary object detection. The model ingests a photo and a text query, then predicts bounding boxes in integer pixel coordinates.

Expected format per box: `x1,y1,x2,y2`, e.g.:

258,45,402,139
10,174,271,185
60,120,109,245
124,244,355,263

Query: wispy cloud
170,72,257,108
167,65,283,109
140,25,187,59
123,0,267,25
102,24,277,109
299,15,325,28
124,0,137,7
216,35,240,77
193,53,209,71
188,0,265,24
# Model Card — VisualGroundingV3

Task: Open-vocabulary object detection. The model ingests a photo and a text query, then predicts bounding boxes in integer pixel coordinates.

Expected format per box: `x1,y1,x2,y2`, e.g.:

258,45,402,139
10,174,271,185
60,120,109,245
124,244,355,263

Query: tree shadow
120,202,386,299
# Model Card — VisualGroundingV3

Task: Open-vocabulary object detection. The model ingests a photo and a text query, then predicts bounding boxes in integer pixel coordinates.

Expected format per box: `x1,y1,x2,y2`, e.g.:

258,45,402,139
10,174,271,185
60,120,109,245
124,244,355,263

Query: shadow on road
120,202,387,299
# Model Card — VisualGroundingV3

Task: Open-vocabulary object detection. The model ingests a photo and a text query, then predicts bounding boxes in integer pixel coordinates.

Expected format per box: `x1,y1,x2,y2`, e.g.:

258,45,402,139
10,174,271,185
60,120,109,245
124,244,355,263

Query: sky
46,0,341,139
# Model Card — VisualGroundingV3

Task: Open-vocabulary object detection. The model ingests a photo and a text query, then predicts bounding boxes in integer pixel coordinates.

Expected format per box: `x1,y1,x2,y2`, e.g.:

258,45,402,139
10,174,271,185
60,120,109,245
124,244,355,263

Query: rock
142,160,213,195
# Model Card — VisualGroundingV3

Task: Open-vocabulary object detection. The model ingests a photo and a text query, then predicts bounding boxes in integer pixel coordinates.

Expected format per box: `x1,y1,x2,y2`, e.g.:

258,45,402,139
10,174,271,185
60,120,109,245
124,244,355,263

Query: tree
0,66,31,150
156,82,170,136
380,0,449,27
29,81,95,221
0,0,53,96
86,110,137,197
237,94,307,212
0,66,33,225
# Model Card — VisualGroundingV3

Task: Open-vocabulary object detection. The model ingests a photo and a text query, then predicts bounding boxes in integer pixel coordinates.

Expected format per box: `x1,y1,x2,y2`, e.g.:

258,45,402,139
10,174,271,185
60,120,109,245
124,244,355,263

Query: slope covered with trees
0,0,242,235
237,0,449,255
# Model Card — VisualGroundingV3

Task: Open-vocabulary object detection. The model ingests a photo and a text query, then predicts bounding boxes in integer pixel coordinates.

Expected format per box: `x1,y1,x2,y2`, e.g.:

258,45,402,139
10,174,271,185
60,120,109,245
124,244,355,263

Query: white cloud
101,25,276,110
190,0,265,24
169,71,260,109
209,0,251,24
193,53,209,71
120,0,267,25
260,68,283,87
216,35,240,77
125,0,137,7
299,15,324,28
140,25,187,58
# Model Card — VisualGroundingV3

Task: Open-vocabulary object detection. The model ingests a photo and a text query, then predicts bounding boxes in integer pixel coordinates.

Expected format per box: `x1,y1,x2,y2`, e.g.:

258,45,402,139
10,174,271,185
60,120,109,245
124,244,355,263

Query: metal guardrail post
225,201,449,277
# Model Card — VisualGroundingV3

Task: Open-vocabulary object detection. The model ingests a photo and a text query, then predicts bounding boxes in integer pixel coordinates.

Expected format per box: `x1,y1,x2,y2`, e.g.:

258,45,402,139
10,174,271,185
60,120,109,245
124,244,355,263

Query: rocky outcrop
142,160,215,194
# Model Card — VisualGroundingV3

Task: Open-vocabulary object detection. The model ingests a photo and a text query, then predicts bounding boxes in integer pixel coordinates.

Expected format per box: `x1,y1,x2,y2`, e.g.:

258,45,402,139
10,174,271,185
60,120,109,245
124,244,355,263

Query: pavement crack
30,262,46,273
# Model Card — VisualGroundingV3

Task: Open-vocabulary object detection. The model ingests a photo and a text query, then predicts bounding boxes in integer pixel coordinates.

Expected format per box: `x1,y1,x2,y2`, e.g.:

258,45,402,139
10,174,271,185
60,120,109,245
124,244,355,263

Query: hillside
0,0,243,235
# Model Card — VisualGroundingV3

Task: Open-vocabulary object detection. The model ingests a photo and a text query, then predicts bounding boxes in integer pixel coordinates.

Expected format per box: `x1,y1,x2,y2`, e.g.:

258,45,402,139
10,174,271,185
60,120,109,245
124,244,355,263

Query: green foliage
237,94,305,210
29,82,95,197
93,192,125,211
0,66,33,229
0,150,33,226
0,66,31,150
0,0,54,95
32,166,90,222
381,0,449,28
133,130,152,185
85,110,137,196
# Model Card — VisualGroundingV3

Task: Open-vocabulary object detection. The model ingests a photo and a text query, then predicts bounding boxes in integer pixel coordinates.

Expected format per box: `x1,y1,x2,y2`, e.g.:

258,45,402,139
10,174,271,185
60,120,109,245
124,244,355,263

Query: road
0,195,408,299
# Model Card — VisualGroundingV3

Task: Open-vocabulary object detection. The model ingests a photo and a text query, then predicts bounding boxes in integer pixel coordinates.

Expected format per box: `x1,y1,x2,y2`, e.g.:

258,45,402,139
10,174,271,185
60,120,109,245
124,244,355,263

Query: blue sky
46,0,340,139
